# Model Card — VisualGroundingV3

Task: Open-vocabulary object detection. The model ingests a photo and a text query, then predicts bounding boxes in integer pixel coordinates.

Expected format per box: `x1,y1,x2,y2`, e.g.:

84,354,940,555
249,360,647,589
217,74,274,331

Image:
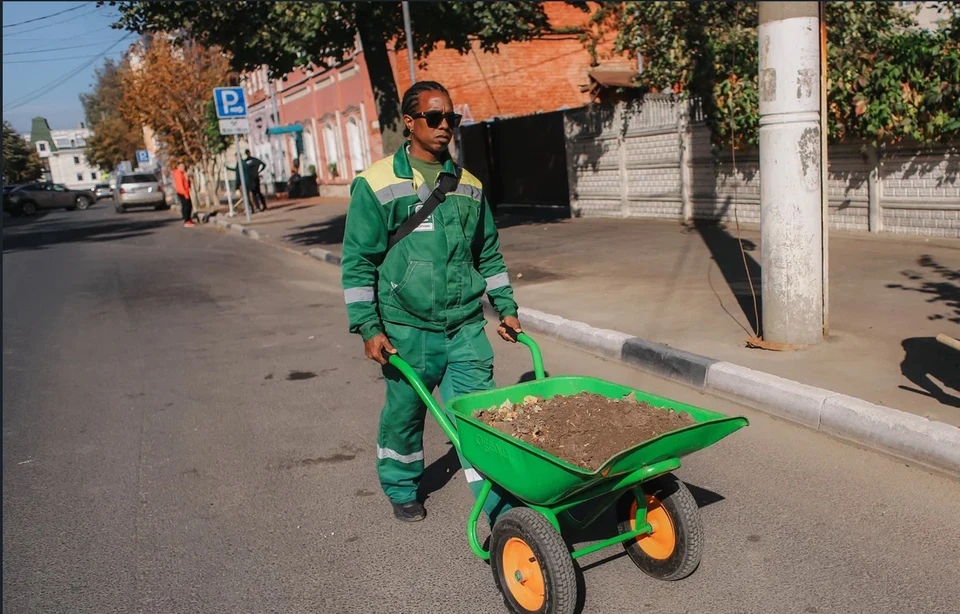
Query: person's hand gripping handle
365,333,397,365
497,316,523,343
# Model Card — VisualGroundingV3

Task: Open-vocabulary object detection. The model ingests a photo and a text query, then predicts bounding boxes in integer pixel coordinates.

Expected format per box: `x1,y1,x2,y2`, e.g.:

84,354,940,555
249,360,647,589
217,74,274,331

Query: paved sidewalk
213,198,960,428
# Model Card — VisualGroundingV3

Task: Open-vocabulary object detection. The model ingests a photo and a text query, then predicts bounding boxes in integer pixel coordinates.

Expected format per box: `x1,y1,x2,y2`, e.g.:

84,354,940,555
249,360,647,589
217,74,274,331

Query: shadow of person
899,337,960,409
418,445,460,501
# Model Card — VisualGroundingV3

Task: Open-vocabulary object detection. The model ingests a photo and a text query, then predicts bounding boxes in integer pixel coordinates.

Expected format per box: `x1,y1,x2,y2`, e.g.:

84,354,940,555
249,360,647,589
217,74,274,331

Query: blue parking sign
136,149,150,164
214,87,247,118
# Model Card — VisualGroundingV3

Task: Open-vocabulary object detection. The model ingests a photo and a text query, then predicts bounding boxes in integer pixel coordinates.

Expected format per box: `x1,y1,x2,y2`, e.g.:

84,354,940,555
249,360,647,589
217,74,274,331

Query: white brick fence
564,97,960,239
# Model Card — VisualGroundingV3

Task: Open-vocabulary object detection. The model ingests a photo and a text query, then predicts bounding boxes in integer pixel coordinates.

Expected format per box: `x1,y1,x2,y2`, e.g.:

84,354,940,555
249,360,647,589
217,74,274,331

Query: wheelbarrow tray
448,375,747,507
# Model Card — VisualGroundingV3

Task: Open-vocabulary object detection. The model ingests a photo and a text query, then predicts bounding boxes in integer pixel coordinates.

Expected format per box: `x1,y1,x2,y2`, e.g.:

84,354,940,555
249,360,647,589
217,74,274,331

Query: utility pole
758,2,824,346
402,1,416,84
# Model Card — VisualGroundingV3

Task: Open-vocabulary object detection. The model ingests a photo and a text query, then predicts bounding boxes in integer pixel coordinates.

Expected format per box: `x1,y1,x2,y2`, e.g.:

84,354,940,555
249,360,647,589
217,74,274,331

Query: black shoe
392,500,426,522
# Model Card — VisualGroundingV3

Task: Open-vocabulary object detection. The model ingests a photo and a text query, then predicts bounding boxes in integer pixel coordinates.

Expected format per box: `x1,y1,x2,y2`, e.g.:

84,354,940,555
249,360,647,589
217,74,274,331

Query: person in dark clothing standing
242,149,268,211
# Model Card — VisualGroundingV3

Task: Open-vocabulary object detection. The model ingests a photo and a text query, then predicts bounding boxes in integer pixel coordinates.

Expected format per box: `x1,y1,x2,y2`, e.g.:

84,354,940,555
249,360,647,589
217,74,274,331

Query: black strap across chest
387,171,461,250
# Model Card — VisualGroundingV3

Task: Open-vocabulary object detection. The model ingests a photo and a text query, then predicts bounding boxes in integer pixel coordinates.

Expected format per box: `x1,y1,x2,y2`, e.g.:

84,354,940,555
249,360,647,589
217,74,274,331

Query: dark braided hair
401,81,449,137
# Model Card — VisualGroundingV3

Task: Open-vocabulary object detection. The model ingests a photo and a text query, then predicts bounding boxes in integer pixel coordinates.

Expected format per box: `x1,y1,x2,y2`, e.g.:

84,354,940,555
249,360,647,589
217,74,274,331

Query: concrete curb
212,217,260,241
210,225,960,477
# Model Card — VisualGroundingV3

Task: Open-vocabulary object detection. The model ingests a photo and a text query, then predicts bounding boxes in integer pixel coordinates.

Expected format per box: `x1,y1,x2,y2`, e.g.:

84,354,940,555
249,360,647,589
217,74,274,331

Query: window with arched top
322,123,339,179
346,117,365,177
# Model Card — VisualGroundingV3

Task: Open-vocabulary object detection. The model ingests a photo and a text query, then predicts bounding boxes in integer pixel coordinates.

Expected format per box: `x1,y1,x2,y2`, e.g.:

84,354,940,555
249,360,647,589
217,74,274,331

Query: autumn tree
121,34,233,206
2,122,43,184
102,1,573,154
586,1,960,148
80,58,145,171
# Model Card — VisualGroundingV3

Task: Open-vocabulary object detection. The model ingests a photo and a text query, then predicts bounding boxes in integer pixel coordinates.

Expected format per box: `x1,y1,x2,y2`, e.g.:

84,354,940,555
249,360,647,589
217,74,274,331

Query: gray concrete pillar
758,2,824,345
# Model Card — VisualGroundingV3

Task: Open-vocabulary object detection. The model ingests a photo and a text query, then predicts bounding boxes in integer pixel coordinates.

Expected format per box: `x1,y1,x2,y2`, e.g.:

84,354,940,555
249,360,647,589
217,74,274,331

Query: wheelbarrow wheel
490,507,577,614
617,473,703,581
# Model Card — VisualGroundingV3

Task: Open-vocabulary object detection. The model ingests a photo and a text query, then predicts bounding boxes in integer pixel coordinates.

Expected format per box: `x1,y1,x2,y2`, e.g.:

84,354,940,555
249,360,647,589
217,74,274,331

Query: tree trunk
357,22,405,156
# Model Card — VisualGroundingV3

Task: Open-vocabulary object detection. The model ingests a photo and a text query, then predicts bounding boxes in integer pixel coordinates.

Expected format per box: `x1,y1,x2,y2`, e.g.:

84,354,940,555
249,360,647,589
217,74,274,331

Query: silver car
114,173,168,213
4,182,97,216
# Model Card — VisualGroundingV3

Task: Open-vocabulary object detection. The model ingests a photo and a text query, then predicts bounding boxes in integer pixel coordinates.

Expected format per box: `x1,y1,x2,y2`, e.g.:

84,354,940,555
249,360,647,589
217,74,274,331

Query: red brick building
242,2,629,193
388,2,632,124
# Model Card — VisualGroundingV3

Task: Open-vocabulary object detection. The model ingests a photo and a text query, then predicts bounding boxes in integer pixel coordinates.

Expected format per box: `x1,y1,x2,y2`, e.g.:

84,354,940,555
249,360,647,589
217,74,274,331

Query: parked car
94,183,113,200
4,182,97,216
114,172,168,213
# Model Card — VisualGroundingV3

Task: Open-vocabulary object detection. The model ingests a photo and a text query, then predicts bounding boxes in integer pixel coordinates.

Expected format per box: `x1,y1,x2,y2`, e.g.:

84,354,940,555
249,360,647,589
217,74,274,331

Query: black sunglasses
409,110,462,129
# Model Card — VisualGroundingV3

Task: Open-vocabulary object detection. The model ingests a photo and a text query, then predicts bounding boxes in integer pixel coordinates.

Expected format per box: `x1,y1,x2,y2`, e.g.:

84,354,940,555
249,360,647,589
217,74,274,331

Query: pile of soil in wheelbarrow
475,393,695,471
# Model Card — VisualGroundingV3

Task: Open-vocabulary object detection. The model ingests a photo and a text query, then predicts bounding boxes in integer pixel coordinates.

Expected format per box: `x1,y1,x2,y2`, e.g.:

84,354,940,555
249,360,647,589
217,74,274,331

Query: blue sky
2,1,134,135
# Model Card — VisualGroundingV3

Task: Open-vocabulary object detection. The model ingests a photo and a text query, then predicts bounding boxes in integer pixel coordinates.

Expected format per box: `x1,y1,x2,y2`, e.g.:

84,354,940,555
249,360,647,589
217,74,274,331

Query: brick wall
565,98,684,219
565,100,959,238
881,148,960,238
389,3,630,124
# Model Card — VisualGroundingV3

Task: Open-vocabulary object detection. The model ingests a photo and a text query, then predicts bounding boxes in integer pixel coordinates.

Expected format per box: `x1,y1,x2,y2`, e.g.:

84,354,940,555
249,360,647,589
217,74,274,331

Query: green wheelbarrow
388,332,748,614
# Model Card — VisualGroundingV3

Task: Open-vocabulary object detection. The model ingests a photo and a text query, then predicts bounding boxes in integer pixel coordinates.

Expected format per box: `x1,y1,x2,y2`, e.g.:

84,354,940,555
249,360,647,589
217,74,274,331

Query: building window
73,156,80,165
91,172,97,180
323,123,339,178
70,139,76,148
346,117,366,177
76,173,83,182
38,143,47,152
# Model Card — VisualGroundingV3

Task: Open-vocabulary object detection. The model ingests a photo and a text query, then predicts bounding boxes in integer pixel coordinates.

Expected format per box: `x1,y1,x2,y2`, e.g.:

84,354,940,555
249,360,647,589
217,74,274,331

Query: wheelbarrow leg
467,480,494,560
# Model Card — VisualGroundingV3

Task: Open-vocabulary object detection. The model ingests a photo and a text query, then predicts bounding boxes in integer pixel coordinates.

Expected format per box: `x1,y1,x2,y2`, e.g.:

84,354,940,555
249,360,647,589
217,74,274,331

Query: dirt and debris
475,392,695,471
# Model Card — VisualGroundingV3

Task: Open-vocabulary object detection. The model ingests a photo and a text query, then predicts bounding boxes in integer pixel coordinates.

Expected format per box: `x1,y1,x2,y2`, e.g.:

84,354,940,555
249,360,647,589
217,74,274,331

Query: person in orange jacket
173,162,194,227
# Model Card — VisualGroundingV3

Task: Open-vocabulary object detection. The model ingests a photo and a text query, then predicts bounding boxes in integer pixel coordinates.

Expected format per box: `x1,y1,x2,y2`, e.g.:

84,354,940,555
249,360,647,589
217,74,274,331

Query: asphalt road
3,206,959,614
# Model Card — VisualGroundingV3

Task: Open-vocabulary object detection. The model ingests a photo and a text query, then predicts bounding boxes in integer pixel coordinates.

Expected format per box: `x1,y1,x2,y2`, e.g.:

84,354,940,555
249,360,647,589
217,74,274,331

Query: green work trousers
378,319,513,524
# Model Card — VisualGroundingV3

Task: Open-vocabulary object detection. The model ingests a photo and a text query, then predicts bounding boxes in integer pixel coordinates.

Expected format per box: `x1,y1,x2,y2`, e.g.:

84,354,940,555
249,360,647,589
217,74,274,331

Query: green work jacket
341,143,518,341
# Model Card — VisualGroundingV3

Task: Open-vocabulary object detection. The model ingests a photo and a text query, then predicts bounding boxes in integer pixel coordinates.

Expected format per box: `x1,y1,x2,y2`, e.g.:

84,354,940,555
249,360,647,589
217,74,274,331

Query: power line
3,51,124,65
2,8,107,38
3,41,111,56
3,4,85,29
2,34,133,112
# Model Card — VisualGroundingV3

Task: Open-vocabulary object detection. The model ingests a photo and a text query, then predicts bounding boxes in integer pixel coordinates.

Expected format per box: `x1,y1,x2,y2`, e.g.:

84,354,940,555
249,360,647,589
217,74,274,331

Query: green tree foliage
80,58,144,171
204,99,229,157
102,1,567,153
586,1,960,148
2,121,44,184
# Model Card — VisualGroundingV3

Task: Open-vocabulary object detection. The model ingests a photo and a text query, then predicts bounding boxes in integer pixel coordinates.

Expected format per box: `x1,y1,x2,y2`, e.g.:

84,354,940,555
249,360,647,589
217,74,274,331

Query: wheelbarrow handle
382,330,546,452
513,331,546,381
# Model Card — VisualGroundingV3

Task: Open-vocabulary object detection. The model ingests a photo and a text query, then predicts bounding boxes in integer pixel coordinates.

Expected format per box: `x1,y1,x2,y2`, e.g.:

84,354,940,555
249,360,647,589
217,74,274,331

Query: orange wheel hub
501,537,545,611
631,495,677,560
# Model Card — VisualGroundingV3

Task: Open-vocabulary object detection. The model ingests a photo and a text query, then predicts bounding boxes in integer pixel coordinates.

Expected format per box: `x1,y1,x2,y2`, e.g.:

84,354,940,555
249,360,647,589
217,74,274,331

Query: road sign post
214,87,252,222
223,163,235,217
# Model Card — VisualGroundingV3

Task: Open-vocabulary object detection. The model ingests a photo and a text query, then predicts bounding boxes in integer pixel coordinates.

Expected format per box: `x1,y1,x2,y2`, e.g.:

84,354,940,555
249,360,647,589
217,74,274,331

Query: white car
114,173,168,213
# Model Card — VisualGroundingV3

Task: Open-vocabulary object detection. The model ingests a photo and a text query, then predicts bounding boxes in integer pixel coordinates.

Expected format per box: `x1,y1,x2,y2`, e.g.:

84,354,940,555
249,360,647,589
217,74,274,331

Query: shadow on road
3,217,177,253
688,219,764,337
284,215,346,249
419,445,460,501
899,337,960,409
281,205,568,251
886,255,960,325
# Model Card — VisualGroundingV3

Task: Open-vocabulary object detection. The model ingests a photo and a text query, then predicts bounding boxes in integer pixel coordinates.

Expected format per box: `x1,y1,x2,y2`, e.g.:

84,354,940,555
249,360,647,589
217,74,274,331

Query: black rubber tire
154,203,170,210
115,205,126,214
490,508,578,614
617,473,703,581
75,196,90,210
21,200,37,216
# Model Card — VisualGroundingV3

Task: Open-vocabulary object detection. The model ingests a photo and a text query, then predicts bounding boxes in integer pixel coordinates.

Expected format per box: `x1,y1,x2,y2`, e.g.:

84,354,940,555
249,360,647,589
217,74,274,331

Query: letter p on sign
214,87,247,119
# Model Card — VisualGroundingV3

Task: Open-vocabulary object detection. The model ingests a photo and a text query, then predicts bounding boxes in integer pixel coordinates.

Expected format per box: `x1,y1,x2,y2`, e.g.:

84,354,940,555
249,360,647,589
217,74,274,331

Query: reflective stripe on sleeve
485,272,511,292
343,286,375,304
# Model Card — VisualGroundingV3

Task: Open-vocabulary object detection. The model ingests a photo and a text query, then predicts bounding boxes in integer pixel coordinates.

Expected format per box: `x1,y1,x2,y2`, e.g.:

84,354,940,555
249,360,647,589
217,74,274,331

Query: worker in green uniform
341,81,522,523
